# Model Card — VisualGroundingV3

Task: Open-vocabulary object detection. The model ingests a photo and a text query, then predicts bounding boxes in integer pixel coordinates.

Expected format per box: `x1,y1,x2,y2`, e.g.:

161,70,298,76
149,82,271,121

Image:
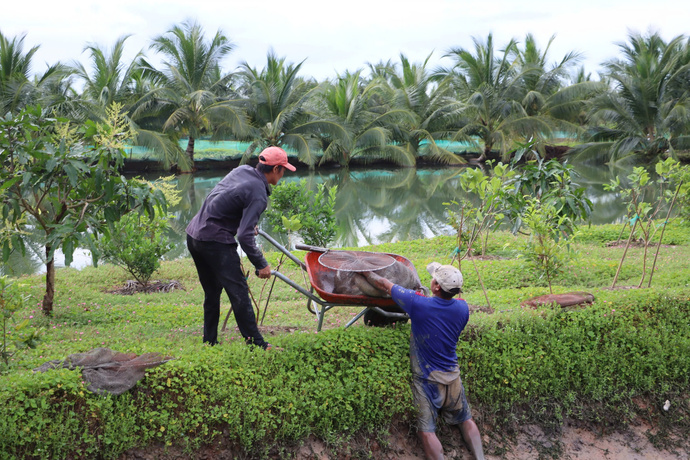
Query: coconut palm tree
513,34,607,153
68,36,183,168
0,30,73,115
0,30,39,115
440,34,539,162
571,31,690,164
516,34,583,115
375,54,465,164
236,52,347,169
72,36,143,114
315,70,415,167
134,20,248,172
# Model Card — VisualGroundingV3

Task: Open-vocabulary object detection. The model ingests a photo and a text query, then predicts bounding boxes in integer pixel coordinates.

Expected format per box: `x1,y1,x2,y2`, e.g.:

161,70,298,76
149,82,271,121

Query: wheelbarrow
257,230,411,331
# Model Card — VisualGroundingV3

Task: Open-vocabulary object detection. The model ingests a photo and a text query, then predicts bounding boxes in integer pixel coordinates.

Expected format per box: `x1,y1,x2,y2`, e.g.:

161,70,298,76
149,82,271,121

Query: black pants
187,235,267,348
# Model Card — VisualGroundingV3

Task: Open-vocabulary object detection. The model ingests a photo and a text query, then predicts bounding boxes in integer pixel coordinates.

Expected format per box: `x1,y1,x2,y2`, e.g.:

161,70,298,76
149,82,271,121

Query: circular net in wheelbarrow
318,250,396,272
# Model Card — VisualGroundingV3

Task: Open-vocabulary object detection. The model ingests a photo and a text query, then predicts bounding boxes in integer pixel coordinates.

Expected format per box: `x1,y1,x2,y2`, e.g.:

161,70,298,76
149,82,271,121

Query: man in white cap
363,262,484,460
186,146,296,350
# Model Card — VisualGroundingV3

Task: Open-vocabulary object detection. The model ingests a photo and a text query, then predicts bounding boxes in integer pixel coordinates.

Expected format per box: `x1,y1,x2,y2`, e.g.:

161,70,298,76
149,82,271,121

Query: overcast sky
4,0,689,82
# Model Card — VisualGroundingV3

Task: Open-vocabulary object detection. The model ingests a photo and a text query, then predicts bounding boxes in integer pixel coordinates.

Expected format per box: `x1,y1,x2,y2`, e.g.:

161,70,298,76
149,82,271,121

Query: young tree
604,159,688,288
0,104,166,315
521,198,571,294
503,141,593,234
445,162,516,307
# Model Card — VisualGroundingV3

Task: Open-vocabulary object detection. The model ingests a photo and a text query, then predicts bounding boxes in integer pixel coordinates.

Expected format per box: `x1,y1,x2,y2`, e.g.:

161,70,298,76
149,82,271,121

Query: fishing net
33,347,173,395
318,250,395,272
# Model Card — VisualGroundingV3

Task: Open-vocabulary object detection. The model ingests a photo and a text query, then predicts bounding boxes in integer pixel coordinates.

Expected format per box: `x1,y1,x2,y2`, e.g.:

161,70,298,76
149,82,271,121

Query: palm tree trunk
42,244,54,316
179,137,196,173
478,145,491,162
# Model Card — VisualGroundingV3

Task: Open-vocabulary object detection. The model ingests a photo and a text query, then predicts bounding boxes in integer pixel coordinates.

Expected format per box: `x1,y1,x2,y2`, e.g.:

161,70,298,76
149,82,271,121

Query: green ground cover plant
0,222,688,458
0,276,41,369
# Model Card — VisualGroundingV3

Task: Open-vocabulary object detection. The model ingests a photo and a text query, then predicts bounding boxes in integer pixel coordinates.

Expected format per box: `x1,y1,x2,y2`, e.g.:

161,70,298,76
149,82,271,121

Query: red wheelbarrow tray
303,250,413,309
256,230,411,330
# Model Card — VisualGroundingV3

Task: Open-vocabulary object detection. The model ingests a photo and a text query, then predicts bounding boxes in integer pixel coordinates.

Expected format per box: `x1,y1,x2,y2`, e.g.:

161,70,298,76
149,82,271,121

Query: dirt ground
120,419,689,460
292,421,689,460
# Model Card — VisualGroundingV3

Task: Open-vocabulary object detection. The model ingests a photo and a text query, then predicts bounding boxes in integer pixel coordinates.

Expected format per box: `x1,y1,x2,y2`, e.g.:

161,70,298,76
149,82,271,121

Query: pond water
1,162,632,277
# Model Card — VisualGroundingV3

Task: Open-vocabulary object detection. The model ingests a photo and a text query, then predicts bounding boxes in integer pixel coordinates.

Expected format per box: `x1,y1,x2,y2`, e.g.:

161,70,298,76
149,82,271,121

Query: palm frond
130,127,187,169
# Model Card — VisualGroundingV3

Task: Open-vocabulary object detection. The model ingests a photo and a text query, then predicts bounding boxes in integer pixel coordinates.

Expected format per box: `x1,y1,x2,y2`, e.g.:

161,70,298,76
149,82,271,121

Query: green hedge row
0,327,413,459
1,290,688,459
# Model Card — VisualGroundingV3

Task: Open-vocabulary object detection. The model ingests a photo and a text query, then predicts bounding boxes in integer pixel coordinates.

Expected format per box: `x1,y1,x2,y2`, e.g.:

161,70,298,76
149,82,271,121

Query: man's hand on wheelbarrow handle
256,265,272,279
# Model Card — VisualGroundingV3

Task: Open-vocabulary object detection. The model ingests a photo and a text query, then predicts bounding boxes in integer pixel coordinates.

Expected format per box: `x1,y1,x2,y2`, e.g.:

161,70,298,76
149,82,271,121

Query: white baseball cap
427,262,463,292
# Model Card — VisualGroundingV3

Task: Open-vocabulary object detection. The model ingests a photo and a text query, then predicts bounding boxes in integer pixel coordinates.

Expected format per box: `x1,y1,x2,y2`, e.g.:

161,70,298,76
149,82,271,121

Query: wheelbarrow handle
257,229,306,270
294,243,330,252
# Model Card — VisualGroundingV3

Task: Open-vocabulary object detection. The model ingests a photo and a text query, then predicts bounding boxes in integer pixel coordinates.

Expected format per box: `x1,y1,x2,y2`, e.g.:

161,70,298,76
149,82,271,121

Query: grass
1,221,689,458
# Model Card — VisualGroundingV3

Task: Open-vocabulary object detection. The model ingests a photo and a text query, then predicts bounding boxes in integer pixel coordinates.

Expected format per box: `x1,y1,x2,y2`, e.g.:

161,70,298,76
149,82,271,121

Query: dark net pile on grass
34,347,173,395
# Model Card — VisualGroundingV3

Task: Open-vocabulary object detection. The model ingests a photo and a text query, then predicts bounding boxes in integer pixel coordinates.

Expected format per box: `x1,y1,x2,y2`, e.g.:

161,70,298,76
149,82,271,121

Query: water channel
1,161,632,277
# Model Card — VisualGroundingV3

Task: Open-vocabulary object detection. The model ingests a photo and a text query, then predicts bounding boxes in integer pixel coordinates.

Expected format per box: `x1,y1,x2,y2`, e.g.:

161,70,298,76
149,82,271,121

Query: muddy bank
119,417,689,459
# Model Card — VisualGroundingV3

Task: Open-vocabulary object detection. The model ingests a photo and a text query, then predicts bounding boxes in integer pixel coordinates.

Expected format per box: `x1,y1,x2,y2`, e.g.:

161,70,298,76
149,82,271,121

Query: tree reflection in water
170,163,632,251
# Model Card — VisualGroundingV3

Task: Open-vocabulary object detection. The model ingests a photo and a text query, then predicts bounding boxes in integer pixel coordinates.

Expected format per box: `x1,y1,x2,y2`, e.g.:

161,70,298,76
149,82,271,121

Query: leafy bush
1,291,688,458
461,290,690,410
503,155,593,233
97,212,174,287
265,180,338,247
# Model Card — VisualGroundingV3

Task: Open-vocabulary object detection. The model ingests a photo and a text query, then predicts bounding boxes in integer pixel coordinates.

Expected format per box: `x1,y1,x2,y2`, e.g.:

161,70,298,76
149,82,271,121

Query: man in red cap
186,146,296,349
363,262,485,460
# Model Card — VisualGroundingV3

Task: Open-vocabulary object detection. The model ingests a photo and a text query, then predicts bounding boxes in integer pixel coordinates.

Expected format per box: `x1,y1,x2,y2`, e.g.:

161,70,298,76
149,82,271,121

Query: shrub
0,276,40,370
97,212,174,287
265,180,338,247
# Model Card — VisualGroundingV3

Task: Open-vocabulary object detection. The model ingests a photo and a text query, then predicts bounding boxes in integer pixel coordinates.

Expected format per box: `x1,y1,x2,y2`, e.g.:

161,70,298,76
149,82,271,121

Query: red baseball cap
259,146,296,171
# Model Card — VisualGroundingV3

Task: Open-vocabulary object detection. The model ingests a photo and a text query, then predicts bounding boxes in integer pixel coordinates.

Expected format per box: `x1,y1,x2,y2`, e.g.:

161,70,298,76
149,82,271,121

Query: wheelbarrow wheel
363,308,408,327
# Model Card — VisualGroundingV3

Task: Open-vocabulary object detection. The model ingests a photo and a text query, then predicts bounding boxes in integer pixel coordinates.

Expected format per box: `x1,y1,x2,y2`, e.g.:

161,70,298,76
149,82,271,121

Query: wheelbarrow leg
345,307,370,329
315,303,327,332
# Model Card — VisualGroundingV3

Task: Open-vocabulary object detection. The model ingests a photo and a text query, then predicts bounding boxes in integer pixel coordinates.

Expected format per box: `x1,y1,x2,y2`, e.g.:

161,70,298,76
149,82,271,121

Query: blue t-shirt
391,285,470,380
